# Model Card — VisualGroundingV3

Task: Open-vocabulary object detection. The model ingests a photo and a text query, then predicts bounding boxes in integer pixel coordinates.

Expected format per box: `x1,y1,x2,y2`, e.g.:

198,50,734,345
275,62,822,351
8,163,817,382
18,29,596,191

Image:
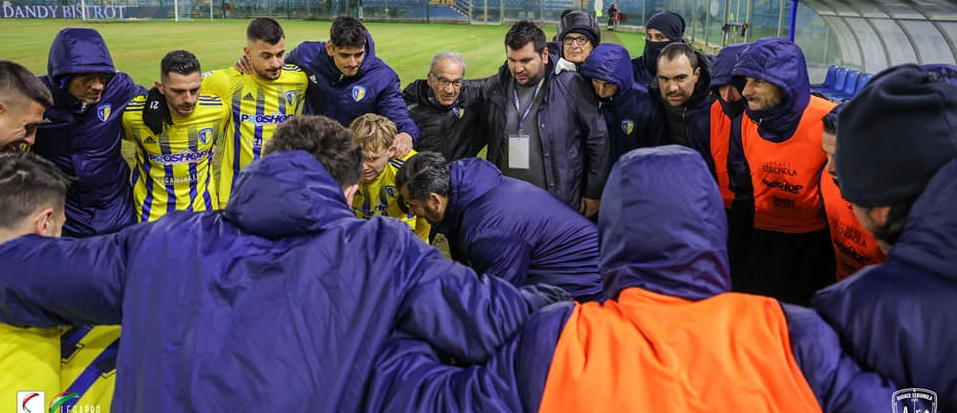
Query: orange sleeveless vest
539,288,822,413
820,168,886,280
743,97,835,233
709,102,735,209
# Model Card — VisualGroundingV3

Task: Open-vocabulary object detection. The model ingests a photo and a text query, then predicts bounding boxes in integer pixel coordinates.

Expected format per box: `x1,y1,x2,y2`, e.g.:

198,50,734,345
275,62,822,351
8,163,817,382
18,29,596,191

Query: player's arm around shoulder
201,68,241,102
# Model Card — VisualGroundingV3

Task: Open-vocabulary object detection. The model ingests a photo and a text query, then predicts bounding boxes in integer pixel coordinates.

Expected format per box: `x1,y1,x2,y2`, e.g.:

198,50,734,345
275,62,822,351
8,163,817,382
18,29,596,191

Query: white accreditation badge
508,134,530,169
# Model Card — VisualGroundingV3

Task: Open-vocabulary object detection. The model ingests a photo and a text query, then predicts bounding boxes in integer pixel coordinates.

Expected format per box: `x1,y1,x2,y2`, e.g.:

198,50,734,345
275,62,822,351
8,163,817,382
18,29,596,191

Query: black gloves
142,87,172,136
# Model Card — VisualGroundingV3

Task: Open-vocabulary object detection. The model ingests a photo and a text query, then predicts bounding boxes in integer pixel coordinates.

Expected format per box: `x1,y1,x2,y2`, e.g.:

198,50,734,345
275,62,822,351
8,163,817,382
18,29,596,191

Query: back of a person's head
0,60,53,108
506,21,546,53
264,115,363,189
837,63,957,208
350,113,396,152
247,17,284,45
330,16,367,49
0,152,71,231
395,151,451,200
160,50,201,80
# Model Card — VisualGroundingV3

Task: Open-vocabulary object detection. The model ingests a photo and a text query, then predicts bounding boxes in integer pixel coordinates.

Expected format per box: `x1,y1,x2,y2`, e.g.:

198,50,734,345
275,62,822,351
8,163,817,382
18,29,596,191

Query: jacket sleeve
571,76,610,200
377,68,421,142
780,304,897,413
394,232,571,364
285,41,322,73
0,227,150,327
687,109,717,181
463,228,532,287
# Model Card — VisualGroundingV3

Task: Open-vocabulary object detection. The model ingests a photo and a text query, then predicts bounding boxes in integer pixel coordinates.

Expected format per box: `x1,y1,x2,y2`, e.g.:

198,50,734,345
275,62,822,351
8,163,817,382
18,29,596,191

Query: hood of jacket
580,43,643,98
599,145,730,301
47,28,116,83
440,158,504,229
732,38,810,142
888,158,957,280
710,43,749,118
223,150,356,238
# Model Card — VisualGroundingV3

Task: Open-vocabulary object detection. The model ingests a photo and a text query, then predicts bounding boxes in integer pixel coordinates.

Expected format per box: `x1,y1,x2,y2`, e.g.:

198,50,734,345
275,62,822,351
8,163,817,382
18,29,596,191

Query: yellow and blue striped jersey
0,324,60,412
201,66,307,208
59,326,121,413
122,95,229,222
352,149,431,242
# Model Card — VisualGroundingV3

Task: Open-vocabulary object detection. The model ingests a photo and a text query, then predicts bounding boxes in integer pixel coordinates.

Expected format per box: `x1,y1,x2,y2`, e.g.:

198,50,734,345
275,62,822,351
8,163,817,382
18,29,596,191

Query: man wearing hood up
688,42,754,291
580,43,663,163
0,115,568,413
366,145,896,413
813,63,957,412
287,16,419,157
631,11,686,88
32,28,146,238
731,38,836,305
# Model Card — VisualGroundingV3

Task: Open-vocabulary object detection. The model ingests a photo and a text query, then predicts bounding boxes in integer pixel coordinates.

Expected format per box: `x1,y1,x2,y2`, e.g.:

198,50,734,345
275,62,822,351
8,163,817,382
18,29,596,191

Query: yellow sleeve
201,68,239,102
0,324,60,410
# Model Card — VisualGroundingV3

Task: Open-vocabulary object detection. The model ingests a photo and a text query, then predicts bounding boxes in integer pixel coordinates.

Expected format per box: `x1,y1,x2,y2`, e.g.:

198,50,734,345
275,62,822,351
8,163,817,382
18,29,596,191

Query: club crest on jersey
97,104,112,122
621,120,635,135
285,90,297,105
893,388,937,413
198,128,213,145
352,85,366,102
385,186,396,197
452,107,464,119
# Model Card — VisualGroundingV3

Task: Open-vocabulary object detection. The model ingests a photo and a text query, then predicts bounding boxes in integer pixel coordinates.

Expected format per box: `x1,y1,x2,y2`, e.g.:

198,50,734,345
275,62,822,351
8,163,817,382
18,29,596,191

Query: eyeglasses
430,73,463,89
562,36,591,46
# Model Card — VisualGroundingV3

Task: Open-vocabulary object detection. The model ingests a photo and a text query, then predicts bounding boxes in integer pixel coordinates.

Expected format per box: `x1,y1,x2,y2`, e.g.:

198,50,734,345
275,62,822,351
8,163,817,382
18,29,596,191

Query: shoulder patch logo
97,104,112,122
621,120,635,135
352,85,366,102
244,93,254,101
198,128,213,145
893,388,937,413
285,90,297,105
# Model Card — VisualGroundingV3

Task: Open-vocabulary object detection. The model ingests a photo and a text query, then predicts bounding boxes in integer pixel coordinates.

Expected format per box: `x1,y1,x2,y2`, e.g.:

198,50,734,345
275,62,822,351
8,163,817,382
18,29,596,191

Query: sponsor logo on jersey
148,149,212,165
198,128,213,145
97,104,111,122
352,85,366,102
17,391,44,413
239,113,294,125
621,120,635,135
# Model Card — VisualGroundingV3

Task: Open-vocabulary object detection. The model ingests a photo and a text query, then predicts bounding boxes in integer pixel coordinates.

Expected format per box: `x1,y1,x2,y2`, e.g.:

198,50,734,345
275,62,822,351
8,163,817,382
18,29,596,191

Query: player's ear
154,81,164,94
387,145,398,159
325,42,335,56
32,207,55,236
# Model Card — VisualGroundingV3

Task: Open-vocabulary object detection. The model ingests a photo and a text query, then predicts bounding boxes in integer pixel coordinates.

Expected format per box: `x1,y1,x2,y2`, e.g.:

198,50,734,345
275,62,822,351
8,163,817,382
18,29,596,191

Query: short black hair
822,113,837,135
160,50,201,81
330,16,367,49
247,17,285,45
658,42,698,69
505,21,546,54
0,152,71,229
264,115,363,189
395,151,451,201
0,60,53,108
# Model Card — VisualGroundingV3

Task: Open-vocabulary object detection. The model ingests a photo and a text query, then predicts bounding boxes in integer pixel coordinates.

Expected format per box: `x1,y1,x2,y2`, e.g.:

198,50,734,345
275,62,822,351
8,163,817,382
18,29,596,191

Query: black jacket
403,78,487,161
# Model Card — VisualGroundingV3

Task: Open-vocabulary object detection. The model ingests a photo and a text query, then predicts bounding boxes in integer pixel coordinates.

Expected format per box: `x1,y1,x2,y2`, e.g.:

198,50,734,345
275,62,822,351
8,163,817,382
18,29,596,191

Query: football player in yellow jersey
350,113,430,242
202,17,307,207
0,153,69,413
124,50,230,222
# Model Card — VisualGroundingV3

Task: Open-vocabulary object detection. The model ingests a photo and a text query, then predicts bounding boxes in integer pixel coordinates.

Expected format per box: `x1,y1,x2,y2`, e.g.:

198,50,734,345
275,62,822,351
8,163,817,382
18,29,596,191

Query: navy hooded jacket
367,146,895,413
286,33,419,142
435,158,602,300
33,28,145,237
483,59,610,207
0,150,567,413
403,78,487,161
732,37,811,143
814,158,957,411
579,44,663,163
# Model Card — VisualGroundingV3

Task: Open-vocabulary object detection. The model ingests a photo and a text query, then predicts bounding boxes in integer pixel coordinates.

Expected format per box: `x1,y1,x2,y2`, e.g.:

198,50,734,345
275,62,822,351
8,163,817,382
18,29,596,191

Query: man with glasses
483,21,609,218
403,51,487,162
33,28,146,237
552,10,601,73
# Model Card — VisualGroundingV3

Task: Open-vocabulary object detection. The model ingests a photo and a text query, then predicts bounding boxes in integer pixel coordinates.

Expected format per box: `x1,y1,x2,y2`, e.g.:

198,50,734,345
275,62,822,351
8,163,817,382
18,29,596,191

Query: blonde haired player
350,113,430,242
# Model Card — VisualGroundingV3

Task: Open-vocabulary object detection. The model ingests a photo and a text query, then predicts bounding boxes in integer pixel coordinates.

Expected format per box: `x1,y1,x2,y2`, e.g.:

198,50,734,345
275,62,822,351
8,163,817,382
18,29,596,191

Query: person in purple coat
0,115,568,413
32,28,145,237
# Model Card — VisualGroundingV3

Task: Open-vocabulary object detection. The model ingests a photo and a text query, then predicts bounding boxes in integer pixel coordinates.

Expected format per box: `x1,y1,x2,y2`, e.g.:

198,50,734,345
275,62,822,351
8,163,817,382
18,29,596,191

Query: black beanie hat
836,64,957,207
646,11,685,41
560,11,600,46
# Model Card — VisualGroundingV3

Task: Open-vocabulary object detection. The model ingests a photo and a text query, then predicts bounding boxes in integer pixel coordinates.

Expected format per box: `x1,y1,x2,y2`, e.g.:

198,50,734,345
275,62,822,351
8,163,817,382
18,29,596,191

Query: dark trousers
727,199,755,293
748,228,836,306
